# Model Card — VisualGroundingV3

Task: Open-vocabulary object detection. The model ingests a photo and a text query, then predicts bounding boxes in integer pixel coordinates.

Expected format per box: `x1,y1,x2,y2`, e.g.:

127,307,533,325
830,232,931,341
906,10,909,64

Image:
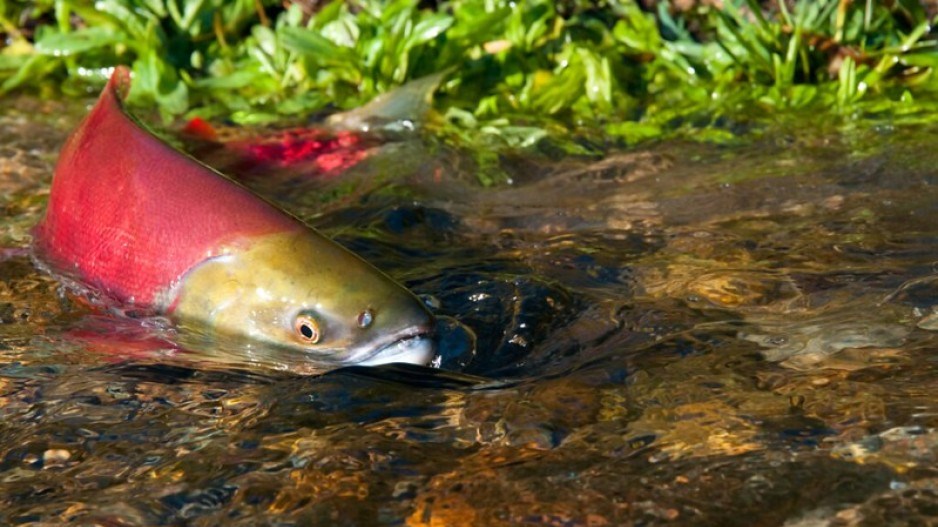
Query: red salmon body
33,67,303,307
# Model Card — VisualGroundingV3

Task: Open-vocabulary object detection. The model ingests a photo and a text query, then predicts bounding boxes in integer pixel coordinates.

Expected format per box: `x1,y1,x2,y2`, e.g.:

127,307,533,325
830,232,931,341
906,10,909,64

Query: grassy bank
2,0,937,162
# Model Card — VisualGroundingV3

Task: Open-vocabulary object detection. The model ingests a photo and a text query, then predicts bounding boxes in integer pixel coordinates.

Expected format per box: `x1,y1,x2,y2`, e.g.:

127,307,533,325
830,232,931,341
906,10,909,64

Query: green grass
2,0,937,181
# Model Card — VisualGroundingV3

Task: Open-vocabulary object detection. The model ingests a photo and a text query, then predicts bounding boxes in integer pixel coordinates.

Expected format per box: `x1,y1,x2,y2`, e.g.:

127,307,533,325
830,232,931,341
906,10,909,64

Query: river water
1,96,938,525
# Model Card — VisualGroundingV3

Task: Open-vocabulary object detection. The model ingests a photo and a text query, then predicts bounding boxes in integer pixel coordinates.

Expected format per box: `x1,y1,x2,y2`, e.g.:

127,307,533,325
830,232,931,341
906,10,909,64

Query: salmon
33,67,436,368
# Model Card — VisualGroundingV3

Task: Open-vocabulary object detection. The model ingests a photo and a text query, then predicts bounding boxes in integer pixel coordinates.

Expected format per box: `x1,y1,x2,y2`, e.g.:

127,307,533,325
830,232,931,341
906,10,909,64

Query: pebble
43,449,71,467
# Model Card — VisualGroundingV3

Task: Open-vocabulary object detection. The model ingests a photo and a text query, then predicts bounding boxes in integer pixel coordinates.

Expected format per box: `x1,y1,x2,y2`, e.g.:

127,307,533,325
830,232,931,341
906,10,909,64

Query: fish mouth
352,324,436,366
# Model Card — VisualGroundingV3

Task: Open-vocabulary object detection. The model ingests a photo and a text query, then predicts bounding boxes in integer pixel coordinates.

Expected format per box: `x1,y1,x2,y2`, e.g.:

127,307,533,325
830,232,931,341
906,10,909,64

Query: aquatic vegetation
1,0,937,171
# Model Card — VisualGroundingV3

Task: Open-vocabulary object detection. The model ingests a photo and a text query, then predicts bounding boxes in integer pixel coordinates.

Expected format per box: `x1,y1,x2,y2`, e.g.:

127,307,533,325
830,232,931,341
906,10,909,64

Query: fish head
167,230,436,369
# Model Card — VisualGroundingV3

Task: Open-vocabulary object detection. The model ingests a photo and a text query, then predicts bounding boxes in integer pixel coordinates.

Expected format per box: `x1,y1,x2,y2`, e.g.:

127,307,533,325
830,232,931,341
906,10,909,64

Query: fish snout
350,298,436,366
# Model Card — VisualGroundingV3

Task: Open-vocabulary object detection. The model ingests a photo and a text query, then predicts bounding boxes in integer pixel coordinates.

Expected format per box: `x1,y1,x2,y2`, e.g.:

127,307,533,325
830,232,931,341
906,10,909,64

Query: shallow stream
2,97,938,525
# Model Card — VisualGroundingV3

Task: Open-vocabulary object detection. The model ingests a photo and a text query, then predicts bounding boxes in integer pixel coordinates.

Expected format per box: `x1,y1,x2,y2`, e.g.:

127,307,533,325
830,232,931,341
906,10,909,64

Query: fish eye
294,314,321,344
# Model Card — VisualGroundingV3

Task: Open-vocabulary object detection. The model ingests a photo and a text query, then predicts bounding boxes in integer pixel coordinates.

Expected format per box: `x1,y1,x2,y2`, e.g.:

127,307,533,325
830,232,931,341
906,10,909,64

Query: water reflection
2,101,938,524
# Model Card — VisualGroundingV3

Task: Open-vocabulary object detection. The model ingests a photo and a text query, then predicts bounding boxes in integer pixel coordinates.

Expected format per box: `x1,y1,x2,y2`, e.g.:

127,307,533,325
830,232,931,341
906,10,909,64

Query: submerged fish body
186,72,444,180
193,127,376,182
32,67,435,368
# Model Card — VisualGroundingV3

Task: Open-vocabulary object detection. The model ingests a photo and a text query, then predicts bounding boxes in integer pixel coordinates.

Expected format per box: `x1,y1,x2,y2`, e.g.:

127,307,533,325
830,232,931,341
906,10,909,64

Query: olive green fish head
167,231,436,369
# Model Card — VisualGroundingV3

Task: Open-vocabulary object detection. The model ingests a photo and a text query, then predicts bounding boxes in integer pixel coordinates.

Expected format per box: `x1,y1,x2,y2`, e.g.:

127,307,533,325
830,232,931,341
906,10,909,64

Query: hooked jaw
347,321,436,366
331,283,437,366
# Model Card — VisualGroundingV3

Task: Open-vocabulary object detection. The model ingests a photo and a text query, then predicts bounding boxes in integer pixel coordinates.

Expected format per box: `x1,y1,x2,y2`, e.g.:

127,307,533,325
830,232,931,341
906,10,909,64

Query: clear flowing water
2,97,938,526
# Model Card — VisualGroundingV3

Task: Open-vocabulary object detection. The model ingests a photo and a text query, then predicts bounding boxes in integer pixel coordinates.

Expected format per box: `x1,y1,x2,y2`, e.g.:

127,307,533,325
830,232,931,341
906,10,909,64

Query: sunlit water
2,97,938,526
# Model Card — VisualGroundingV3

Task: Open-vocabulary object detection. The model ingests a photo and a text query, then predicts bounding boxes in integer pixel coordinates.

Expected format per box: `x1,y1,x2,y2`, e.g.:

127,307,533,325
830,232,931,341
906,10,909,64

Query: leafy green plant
0,0,273,117
1,0,938,181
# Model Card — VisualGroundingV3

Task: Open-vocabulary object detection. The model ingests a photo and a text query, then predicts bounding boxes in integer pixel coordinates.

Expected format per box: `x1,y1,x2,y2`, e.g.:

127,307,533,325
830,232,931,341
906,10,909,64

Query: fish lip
350,321,435,364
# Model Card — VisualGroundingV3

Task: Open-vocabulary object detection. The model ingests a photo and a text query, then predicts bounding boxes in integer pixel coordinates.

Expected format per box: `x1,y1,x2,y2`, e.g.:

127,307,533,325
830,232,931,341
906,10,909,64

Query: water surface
2,98,938,525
